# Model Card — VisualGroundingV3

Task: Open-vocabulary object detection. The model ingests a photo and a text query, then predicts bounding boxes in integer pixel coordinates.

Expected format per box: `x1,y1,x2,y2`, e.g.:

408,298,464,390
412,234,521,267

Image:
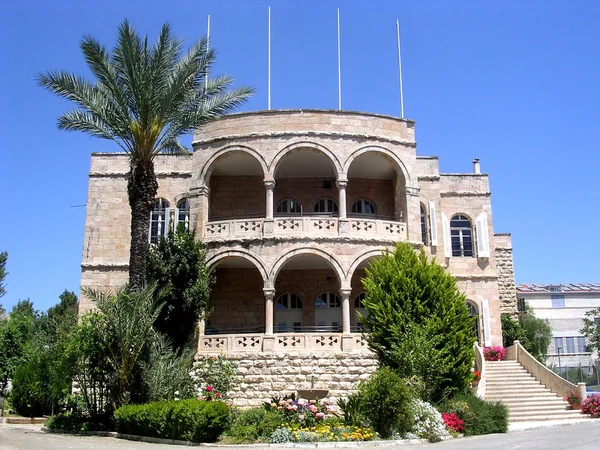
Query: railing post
337,179,349,234
264,179,275,234
340,287,353,351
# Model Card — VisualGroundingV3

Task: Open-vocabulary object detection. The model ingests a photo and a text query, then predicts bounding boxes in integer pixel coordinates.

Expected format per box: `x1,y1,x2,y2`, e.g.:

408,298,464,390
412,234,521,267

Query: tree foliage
501,308,552,362
37,20,253,288
146,225,213,349
580,307,600,355
0,301,36,392
360,243,476,402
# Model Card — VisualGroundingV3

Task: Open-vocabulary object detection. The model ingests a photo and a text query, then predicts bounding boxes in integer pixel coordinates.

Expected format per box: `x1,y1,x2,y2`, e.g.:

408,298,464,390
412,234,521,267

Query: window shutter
481,298,492,346
476,212,490,258
429,201,438,246
174,206,179,231
164,207,171,236
442,213,452,257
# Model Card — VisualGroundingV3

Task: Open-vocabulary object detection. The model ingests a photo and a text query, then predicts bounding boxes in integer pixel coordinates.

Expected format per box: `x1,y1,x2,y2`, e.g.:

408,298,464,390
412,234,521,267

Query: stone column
189,185,210,239
337,179,349,233
264,288,275,335
264,179,276,234
263,288,276,351
340,287,353,351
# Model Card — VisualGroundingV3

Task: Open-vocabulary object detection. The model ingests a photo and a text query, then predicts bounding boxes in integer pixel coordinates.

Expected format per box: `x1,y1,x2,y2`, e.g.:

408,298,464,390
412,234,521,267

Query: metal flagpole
396,19,404,118
268,6,271,110
337,8,342,110
205,15,211,90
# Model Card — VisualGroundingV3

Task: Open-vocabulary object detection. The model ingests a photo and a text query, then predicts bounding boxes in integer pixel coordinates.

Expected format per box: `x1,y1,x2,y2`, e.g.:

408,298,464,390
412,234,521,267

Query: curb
41,427,427,447
0,417,47,425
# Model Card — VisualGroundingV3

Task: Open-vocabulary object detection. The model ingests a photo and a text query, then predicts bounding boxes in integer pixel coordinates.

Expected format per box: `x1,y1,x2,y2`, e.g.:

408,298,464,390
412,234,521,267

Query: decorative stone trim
440,191,491,197
193,131,417,148
81,263,129,270
89,171,192,178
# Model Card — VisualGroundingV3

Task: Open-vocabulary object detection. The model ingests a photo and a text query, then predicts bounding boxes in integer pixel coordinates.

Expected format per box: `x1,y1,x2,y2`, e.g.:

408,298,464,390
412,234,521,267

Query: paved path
1,421,599,449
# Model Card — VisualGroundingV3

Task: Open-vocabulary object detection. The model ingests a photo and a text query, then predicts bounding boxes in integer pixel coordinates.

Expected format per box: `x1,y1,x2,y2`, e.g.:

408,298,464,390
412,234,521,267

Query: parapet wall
226,351,378,408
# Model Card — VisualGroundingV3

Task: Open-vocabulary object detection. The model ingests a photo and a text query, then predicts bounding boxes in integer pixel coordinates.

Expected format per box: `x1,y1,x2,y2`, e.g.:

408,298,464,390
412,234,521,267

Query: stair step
500,399,568,407
509,410,585,420
508,404,570,413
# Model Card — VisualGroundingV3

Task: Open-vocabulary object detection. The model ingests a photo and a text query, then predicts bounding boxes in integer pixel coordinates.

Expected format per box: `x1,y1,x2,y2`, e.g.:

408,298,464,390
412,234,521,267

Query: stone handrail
204,217,407,242
474,343,486,398
506,340,577,399
200,332,371,353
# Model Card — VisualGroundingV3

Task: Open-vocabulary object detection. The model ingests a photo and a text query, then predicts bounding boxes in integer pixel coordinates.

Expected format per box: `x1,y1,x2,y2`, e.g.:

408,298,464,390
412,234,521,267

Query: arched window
314,198,338,214
150,198,170,244
420,204,428,245
276,198,302,214
467,302,480,342
351,199,376,215
275,293,303,332
450,214,474,257
176,199,190,231
315,292,342,331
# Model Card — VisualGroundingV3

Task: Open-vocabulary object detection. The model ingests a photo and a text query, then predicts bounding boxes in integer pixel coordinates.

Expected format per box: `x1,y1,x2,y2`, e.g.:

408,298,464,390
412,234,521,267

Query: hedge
114,399,230,442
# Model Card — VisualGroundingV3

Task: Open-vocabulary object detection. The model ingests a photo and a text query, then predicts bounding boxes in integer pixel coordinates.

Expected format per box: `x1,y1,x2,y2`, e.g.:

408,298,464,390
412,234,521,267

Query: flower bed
582,395,600,417
483,346,506,361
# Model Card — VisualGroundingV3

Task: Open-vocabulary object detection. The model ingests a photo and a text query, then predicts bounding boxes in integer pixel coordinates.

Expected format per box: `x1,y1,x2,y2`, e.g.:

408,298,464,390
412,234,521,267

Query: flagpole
337,8,342,110
268,6,271,110
205,15,211,90
396,19,404,118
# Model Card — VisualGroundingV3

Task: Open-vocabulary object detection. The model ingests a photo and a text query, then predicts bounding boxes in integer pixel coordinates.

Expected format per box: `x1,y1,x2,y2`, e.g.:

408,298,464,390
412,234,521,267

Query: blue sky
1,1,599,312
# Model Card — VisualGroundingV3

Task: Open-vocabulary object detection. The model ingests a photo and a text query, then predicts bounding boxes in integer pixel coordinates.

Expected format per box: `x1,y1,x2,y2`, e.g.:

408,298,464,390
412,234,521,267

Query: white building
517,283,600,371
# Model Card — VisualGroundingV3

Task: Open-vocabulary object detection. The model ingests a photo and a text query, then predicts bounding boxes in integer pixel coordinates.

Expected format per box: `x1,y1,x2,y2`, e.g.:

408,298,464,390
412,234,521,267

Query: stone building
517,283,600,371
80,109,516,405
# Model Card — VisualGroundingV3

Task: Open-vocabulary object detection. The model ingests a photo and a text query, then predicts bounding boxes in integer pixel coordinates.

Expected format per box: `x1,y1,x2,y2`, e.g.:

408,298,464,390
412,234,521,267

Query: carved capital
190,185,210,197
264,180,276,190
336,179,348,190
339,288,352,300
263,288,276,301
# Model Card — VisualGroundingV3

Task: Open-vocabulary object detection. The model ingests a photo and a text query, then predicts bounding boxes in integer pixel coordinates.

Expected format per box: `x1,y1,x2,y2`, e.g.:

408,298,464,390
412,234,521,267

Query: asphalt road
1,422,599,449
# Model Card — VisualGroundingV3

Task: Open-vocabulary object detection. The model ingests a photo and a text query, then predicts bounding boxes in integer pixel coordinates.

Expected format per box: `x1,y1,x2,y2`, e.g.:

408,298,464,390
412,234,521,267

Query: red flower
205,386,213,392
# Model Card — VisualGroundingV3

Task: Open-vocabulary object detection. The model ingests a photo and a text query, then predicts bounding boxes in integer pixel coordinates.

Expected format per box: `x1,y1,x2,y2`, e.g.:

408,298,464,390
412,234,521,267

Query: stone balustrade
204,217,407,241
199,332,370,353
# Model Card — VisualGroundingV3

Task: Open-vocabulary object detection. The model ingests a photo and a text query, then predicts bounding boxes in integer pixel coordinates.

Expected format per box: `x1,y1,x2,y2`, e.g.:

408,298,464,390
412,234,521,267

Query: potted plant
565,391,582,410
483,346,507,361
471,371,481,388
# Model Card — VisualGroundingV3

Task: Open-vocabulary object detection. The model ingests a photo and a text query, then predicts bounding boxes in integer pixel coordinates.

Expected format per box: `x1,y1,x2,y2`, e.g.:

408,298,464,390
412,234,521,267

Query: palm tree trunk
127,161,158,289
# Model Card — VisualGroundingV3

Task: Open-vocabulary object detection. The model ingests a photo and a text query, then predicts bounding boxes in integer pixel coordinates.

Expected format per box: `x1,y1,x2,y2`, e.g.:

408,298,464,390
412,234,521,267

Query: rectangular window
517,298,526,312
577,336,587,353
551,295,565,308
293,322,301,332
554,337,563,353
566,337,575,354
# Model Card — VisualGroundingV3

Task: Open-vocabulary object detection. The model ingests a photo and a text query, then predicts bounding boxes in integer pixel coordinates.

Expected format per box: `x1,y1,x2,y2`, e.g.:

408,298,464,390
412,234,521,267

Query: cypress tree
361,242,476,402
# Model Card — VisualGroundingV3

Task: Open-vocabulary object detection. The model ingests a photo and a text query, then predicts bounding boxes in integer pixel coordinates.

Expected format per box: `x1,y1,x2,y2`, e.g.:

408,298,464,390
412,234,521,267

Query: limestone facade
81,109,514,355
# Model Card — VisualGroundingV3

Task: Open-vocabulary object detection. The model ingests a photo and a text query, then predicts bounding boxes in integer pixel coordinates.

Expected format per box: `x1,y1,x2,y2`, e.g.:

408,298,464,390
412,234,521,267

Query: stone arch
346,248,386,282
270,247,345,286
343,145,412,187
269,141,342,178
206,250,269,284
198,144,268,185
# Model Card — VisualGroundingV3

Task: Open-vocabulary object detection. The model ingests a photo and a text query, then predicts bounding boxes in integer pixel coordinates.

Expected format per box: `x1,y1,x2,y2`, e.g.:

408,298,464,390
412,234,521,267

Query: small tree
146,225,213,350
580,307,600,354
519,307,552,362
361,242,476,402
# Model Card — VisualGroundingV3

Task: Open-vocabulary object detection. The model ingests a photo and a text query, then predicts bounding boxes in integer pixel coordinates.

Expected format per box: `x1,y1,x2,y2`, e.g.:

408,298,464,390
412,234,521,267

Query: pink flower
292,404,298,410
315,412,325,419
308,405,318,413
216,392,222,398
309,400,316,405
205,386,214,392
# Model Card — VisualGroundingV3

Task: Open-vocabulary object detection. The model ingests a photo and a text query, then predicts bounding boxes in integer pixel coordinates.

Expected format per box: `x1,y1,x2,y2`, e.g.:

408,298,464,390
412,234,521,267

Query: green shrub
115,399,230,442
440,393,508,436
190,355,238,398
409,398,450,442
227,407,283,443
10,358,47,417
339,367,413,439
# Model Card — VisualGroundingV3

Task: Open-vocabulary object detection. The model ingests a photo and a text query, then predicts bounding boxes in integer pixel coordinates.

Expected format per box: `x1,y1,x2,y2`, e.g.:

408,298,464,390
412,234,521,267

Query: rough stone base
227,351,379,408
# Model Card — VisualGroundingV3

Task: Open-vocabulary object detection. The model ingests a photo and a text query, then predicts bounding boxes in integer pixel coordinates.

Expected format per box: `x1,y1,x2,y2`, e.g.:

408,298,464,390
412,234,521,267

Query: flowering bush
472,371,481,381
441,412,464,433
273,397,332,428
190,354,237,398
483,346,506,361
269,425,375,443
409,399,451,443
582,395,600,416
199,385,223,402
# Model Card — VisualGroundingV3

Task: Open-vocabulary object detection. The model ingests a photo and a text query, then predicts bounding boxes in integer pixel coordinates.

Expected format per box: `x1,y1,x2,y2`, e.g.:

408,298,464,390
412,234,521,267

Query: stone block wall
494,233,518,316
226,351,379,408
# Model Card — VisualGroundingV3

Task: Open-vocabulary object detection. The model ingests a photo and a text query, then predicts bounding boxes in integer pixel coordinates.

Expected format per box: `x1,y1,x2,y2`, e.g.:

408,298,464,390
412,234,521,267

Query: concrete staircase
485,360,584,422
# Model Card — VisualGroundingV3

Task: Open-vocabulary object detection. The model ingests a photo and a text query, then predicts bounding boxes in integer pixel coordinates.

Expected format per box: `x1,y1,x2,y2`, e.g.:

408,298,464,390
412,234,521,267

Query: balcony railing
200,331,370,353
204,216,406,241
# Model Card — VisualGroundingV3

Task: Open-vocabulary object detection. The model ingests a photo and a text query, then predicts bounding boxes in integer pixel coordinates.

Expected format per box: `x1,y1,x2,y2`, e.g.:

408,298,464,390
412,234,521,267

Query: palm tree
38,20,253,288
